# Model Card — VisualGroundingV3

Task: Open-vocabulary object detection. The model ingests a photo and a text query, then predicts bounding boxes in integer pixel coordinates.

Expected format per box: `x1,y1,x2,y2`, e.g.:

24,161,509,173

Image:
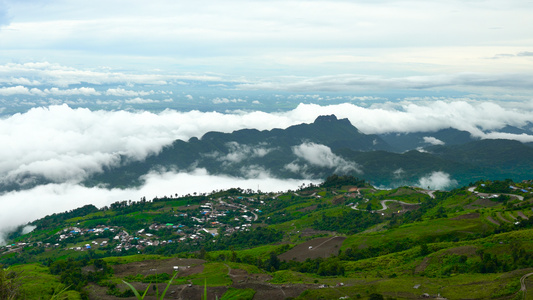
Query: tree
368,293,384,300
0,266,22,300
419,243,430,256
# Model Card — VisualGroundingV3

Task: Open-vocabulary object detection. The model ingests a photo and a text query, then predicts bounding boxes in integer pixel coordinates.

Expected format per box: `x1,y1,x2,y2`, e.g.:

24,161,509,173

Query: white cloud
283,101,533,137
423,136,445,146
417,171,457,190
212,97,247,104
215,142,275,165
21,225,36,235
0,85,31,96
0,62,223,87
236,73,533,92
0,85,101,96
125,97,159,104
284,162,301,173
292,142,362,174
1,101,529,189
106,88,153,97
483,132,533,143
393,168,404,178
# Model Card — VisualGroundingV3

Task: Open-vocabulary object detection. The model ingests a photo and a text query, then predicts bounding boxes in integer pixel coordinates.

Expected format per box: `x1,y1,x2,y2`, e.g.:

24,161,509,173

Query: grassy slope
3,181,533,299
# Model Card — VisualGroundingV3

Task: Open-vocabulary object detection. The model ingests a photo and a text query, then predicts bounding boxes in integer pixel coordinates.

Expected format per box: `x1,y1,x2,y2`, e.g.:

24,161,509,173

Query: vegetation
2,176,533,299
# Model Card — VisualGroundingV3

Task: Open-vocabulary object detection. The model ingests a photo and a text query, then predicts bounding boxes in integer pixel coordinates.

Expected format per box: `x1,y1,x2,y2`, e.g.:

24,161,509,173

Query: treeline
142,226,283,256
48,258,113,299
475,179,513,193
32,205,99,230
321,174,366,189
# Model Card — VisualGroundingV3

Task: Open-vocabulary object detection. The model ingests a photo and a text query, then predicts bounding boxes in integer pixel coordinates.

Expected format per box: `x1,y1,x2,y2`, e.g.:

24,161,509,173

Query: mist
418,171,458,191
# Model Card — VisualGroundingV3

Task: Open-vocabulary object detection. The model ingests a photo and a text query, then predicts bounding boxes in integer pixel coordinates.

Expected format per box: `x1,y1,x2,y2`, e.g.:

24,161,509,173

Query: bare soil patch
451,213,480,220
485,216,500,226
517,211,529,220
415,257,430,274
112,258,205,277
496,212,512,224
465,198,500,209
278,236,346,262
297,204,317,213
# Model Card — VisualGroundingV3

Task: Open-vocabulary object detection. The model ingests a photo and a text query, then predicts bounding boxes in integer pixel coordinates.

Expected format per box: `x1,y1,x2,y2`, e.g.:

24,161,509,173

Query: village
0,195,265,255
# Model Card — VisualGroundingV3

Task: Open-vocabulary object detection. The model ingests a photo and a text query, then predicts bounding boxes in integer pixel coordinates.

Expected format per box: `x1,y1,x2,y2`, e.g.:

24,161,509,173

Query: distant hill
84,115,533,189
379,128,478,152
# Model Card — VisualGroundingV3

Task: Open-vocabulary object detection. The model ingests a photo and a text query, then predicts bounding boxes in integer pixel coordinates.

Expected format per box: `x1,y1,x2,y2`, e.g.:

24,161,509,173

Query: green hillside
2,176,533,299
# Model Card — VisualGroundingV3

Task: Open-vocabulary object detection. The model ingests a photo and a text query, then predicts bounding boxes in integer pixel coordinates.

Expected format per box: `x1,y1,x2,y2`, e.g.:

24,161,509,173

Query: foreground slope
2,176,533,299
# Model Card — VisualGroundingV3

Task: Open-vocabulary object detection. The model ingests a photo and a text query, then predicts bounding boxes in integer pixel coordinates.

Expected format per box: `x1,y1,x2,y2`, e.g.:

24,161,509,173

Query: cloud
283,101,533,137
0,62,223,87
2,100,531,189
212,97,246,104
211,142,275,165
393,168,404,178
0,104,307,189
125,97,159,104
491,51,533,59
417,171,457,190
423,136,445,146
236,73,533,92
0,85,100,96
0,168,314,245
517,51,533,57
0,85,31,96
292,142,362,174
106,88,153,97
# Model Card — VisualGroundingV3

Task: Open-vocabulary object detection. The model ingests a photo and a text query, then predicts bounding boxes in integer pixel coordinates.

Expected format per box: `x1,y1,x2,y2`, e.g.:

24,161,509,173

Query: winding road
377,200,420,211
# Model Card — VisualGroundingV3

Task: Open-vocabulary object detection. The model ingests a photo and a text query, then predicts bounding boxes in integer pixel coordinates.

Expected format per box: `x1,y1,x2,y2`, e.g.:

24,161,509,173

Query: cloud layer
0,100,532,188
1,1,532,89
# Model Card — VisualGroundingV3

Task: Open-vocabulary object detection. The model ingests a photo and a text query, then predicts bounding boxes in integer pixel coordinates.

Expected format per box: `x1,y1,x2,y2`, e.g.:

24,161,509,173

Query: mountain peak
314,114,352,126
314,114,338,122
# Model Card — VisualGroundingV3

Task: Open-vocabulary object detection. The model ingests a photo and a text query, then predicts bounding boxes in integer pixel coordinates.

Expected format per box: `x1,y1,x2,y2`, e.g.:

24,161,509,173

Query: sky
1,0,533,242
1,0,532,91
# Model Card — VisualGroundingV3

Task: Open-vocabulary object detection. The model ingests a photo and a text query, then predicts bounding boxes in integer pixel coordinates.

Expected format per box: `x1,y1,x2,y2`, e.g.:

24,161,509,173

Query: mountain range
84,115,533,189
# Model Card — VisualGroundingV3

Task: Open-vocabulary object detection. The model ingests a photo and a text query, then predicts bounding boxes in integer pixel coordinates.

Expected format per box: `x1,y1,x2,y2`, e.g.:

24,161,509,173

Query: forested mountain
85,115,533,189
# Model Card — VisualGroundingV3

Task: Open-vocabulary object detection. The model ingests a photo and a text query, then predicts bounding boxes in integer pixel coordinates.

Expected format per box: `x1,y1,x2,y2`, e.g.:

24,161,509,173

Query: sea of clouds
1,100,533,244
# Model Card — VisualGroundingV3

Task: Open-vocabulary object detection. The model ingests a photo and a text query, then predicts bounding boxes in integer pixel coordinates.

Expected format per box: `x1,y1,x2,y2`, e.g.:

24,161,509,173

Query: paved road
421,190,436,199
467,186,524,201
377,200,420,211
